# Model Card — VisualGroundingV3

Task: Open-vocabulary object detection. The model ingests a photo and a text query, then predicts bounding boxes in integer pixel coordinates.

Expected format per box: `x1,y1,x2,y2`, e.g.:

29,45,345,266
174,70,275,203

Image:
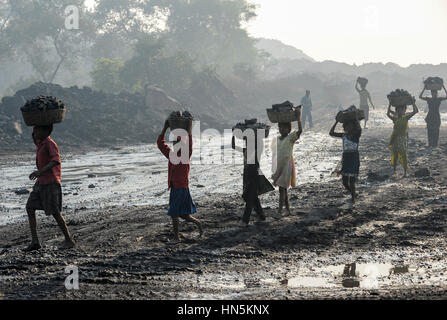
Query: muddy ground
0,125,447,300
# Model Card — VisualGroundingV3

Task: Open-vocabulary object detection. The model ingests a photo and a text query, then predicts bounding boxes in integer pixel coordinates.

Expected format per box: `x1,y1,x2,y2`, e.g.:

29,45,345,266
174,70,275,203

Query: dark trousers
242,185,265,224
427,124,440,147
242,164,265,223
302,108,313,128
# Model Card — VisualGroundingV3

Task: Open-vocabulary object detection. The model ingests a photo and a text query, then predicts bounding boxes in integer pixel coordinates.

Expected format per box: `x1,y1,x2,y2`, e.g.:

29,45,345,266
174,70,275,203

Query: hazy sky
246,0,447,67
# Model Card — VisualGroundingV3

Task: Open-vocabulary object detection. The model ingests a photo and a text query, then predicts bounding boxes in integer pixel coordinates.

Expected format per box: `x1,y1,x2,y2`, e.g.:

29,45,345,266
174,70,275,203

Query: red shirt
157,134,193,189
34,135,61,185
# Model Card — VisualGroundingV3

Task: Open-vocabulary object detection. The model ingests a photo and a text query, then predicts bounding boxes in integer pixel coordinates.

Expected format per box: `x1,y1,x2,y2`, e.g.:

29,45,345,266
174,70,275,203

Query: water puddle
267,262,415,290
287,276,336,288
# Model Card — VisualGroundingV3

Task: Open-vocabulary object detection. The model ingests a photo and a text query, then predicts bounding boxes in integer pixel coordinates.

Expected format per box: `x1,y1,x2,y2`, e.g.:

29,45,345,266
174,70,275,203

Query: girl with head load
355,78,375,129
419,82,447,148
157,119,203,241
25,124,76,251
330,110,362,204
387,99,419,178
271,116,303,215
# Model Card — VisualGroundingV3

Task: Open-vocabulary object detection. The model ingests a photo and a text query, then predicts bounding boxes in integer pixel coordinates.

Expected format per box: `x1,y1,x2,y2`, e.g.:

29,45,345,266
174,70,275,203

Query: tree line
0,0,264,94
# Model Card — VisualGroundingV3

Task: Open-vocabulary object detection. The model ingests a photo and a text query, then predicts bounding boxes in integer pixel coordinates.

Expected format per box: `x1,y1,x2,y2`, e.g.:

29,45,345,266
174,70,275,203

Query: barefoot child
329,111,362,203
24,125,75,251
232,122,273,226
157,119,203,241
355,78,375,129
387,100,418,178
419,82,447,148
271,116,303,215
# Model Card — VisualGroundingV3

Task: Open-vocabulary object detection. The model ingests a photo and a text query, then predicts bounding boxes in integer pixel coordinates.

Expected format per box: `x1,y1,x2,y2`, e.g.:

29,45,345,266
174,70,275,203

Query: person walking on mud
419,83,447,148
24,125,75,251
355,78,375,129
232,127,273,227
300,90,313,129
387,100,419,178
329,108,362,204
157,119,203,241
271,114,303,215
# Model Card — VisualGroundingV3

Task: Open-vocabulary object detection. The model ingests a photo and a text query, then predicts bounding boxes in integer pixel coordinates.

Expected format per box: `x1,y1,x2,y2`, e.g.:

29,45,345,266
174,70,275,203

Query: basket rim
21,108,66,126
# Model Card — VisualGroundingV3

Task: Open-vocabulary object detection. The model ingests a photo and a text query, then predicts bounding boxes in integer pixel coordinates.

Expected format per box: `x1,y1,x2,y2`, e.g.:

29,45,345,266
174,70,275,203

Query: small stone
88,184,96,189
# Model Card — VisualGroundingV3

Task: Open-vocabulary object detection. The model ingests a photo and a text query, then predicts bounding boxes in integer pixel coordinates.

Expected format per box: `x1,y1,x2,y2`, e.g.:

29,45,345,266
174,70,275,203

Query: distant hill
254,38,447,83
255,38,315,62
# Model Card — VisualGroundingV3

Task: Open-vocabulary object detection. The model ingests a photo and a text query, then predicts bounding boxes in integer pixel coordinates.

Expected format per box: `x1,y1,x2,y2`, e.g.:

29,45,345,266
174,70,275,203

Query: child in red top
157,120,203,241
25,125,75,251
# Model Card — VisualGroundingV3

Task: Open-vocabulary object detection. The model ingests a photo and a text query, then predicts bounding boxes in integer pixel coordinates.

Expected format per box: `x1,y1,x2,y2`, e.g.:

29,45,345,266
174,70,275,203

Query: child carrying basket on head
20,97,75,252
330,106,363,204
232,120,273,227
386,95,419,178
271,109,303,215
157,116,203,241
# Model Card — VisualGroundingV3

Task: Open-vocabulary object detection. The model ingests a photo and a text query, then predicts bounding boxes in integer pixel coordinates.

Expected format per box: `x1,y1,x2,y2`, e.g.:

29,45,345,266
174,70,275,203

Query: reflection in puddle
277,263,414,290
342,279,360,288
336,263,413,289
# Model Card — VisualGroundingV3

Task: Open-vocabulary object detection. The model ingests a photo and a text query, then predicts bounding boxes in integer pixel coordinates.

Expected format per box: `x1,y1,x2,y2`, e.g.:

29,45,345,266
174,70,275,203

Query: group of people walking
20,79,445,247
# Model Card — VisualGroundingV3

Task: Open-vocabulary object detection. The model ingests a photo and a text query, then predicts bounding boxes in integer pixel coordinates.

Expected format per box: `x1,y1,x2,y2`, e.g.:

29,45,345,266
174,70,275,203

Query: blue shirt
301,96,312,109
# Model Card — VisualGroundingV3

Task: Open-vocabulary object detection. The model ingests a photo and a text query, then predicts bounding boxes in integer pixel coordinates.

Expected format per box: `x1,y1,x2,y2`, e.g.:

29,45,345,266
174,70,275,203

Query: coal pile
387,89,412,98
424,77,443,86
0,81,238,148
168,110,194,130
232,119,270,138
21,96,65,112
0,82,167,147
336,105,365,123
272,100,294,112
387,89,414,107
168,110,194,121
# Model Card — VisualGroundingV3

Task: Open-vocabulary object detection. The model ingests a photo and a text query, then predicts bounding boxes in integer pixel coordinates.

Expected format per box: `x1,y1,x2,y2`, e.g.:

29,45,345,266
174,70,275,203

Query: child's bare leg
285,190,291,214
171,216,180,241
52,211,75,248
349,177,356,203
278,188,285,214
181,215,203,238
392,151,398,173
402,157,408,178
24,208,41,251
342,176,351,193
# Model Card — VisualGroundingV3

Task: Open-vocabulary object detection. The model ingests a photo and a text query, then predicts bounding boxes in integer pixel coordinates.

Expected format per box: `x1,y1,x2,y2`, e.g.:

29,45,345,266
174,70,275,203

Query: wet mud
0,124,447,300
